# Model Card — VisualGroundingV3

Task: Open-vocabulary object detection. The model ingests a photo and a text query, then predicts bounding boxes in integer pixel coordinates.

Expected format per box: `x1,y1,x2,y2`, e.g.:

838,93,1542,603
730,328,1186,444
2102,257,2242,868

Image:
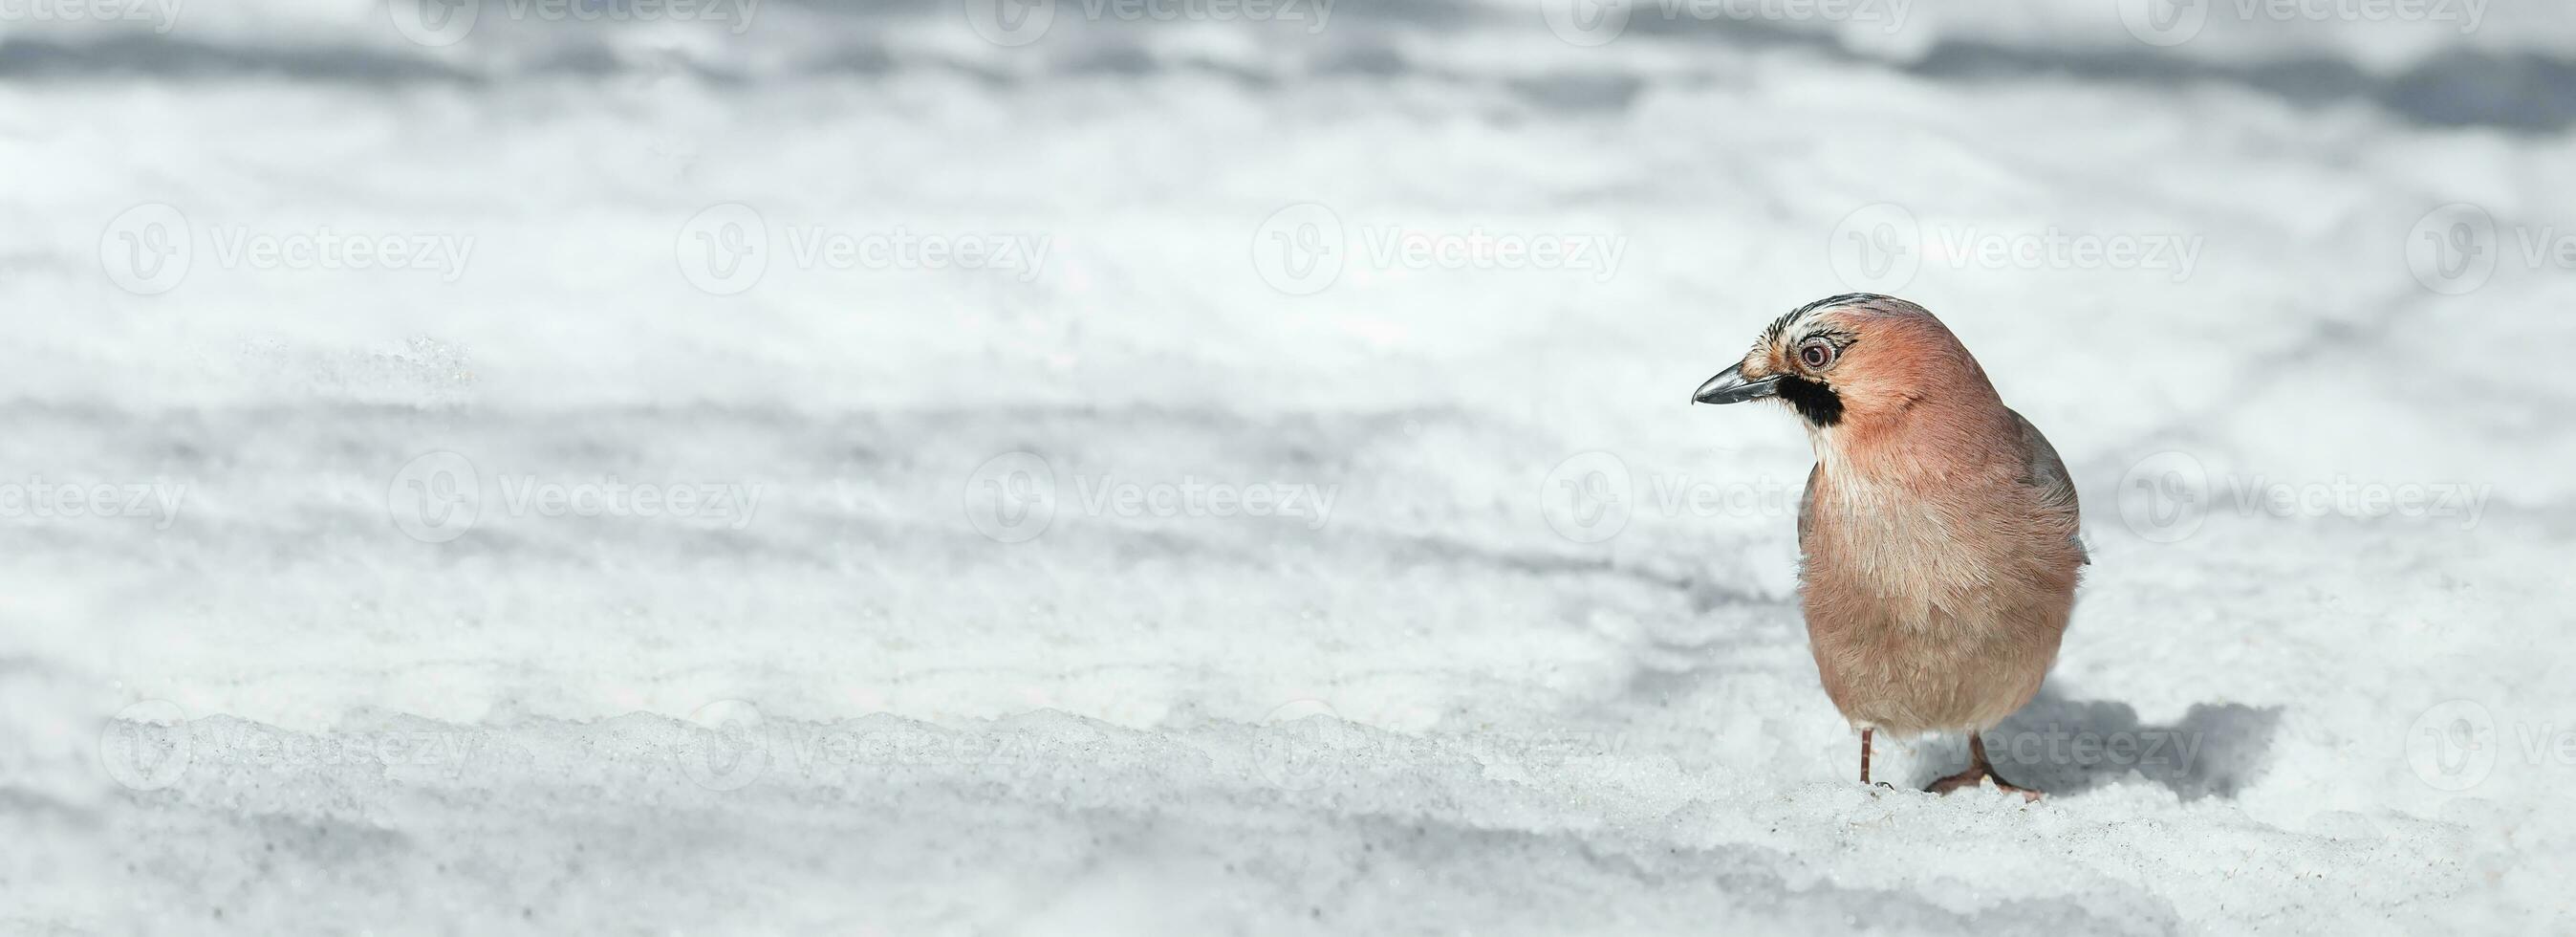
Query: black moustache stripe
1775,375,1843,426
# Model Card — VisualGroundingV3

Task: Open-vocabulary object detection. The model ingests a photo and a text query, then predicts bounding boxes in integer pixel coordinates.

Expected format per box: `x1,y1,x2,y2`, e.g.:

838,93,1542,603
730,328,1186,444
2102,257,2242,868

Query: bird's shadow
1907,686,2284,800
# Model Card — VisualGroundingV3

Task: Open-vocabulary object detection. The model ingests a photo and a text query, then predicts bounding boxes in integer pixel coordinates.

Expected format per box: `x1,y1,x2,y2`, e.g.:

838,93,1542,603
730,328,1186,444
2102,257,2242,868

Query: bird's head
1692,293,1994,432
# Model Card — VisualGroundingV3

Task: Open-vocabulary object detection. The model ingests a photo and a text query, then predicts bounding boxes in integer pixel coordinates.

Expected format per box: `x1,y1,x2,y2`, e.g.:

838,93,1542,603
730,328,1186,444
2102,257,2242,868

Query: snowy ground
5,0,2575,932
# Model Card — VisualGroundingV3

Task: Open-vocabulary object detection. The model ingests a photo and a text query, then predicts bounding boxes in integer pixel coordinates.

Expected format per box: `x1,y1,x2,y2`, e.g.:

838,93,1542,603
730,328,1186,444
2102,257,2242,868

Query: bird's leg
1925,733,2043,801
1972,735,2044,800
1857,729,1893,790
1859,729,1872,785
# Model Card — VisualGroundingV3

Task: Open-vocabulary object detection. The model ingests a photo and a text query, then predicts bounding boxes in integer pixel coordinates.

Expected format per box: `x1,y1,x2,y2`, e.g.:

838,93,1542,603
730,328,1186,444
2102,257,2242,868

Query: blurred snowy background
4,0,2574,931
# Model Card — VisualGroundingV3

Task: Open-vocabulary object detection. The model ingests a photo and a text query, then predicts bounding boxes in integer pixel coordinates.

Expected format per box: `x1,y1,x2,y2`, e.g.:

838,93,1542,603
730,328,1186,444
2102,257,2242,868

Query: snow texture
3,0,2572,932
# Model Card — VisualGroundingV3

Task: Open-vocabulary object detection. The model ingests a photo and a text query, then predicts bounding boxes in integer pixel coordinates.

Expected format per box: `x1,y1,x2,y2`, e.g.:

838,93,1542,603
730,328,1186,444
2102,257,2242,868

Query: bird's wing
2008,408,2088,564
1798,462,1820,547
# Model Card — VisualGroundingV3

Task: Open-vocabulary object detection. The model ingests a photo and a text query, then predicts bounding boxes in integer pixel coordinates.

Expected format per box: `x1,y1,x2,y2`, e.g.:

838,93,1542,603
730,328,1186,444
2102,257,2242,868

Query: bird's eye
1798,340,1835,370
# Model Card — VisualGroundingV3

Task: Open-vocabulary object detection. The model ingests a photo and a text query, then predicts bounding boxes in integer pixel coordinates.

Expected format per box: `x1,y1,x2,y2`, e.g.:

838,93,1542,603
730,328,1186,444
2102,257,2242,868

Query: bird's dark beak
1694,363,1780,404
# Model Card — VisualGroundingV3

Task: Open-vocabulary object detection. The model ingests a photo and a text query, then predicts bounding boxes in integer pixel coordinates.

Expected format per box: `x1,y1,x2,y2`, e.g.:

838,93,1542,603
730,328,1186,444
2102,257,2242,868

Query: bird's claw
1925,768,2044,802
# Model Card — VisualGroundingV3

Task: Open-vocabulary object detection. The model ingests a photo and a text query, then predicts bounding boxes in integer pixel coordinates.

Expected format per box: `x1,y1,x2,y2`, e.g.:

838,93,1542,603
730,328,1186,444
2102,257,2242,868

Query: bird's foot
1924,766,2044,802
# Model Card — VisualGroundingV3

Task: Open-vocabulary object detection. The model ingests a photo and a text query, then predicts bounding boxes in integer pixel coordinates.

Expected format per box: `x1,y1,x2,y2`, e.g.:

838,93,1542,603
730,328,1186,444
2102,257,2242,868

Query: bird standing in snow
1693,294,2085,799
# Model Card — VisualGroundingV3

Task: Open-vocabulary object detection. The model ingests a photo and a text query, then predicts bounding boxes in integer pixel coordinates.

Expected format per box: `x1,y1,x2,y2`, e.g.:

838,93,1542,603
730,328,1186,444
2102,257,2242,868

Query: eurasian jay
1695,294,2085,799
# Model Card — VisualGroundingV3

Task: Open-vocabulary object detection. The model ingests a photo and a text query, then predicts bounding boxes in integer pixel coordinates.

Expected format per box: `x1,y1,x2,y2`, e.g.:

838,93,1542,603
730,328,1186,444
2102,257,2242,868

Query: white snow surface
5,2,2575,933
